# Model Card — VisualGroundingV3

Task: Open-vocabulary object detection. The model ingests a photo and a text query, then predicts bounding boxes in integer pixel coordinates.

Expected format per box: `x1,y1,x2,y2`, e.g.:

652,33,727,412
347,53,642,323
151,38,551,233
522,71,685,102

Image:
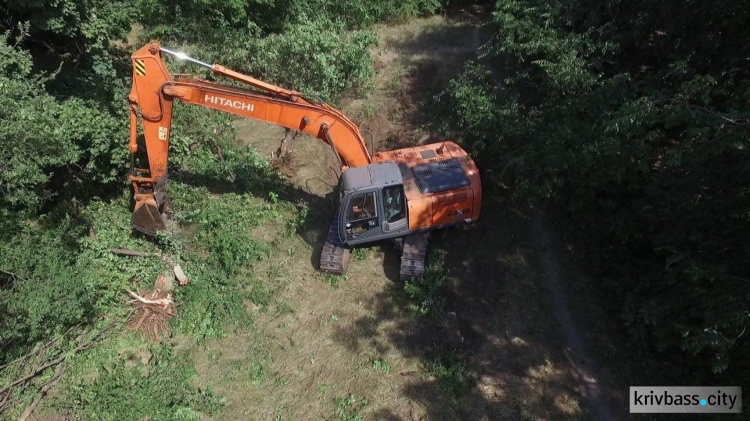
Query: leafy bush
3,0,135,102
0,31,126,214
422,353,477,398
151,19,378,102
136,0,442,37
0,202,162,355
236,22,378,102
437,0,750,378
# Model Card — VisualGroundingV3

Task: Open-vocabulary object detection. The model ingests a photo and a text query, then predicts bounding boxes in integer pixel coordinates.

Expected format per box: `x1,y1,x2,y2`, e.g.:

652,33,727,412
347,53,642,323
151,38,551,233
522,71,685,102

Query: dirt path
188,15,629,420
466,14,623,418
530,207,620,420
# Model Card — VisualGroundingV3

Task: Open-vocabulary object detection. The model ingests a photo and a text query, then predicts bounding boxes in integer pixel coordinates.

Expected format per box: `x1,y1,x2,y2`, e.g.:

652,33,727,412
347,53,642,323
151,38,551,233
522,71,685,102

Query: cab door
380,185,408,234
341,190,383,245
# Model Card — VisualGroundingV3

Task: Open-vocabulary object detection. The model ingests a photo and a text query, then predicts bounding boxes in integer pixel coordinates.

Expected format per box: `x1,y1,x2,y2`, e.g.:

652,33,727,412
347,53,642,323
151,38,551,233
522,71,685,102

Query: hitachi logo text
204,94,254,112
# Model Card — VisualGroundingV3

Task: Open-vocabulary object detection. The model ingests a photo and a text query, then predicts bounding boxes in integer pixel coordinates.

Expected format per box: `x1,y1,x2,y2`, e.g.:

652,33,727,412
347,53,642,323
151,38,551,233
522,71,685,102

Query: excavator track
399,232,429,281
320,212,350,275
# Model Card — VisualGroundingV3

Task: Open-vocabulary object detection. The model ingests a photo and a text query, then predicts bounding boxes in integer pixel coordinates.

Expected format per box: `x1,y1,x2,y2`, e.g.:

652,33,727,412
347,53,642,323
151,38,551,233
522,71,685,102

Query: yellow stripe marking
135,59,146,76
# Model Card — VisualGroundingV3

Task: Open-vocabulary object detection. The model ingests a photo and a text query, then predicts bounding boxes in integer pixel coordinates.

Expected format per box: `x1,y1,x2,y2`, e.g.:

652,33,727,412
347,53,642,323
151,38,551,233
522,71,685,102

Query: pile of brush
126,274,177,342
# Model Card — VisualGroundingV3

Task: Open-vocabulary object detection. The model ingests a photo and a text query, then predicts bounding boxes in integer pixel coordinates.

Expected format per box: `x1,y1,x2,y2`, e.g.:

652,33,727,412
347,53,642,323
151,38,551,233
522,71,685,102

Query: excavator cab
338,162,409,245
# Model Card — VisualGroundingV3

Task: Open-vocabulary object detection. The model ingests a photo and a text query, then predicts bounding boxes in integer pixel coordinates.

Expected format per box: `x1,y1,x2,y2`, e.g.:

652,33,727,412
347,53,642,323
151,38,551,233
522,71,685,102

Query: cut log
173,264,189,285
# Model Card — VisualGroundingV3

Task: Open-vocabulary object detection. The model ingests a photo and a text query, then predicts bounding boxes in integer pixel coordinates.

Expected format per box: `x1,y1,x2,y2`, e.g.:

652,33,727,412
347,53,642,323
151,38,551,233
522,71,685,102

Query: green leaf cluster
0,30,125,213
436,0,750,378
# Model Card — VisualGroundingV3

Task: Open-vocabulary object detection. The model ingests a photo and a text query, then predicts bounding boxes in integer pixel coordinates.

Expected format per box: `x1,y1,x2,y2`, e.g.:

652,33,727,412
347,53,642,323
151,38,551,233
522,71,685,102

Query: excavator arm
127,42,371,235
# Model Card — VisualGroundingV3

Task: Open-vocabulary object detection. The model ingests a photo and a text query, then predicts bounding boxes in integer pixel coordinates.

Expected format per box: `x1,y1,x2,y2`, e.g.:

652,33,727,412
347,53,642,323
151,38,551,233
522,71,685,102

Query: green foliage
351,247,368,261
0,220,89,346
1,1,137,216
66,343,225,420
237,22,378,102
0,136,291,414
284,0,442,27
137,1,381,102
403,242,453,316
0,31,126,213
156,21,378,103
166,143,293,340
136,0,441,38
438,0,750,378
333,393,369,421
135,0,447,102
422,353,477,398
4,0,136,101
249,360,267,387
321,273,347,289
316,381,333,398
0,199,162,354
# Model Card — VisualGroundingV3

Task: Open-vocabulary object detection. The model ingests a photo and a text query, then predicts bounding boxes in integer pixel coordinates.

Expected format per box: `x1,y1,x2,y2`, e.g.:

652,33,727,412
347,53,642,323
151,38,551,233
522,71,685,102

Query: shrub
436,0,750,378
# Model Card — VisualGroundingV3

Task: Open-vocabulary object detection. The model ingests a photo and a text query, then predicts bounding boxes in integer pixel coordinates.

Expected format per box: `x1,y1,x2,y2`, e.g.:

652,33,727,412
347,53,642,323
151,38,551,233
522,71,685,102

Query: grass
402,239,454,316
61,340,226,420
333,394,369,421
351,247,368,262
249,361,267,387
320,313,340,327
317,382,334,399
371,358,391,374
274,300,294,316
422,353,478,399
321,273,347,289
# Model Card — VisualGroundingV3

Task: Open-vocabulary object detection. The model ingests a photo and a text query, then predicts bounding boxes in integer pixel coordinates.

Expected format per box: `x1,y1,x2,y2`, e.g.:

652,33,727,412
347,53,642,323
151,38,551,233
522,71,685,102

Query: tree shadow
330,184,626,419
335,19,606,418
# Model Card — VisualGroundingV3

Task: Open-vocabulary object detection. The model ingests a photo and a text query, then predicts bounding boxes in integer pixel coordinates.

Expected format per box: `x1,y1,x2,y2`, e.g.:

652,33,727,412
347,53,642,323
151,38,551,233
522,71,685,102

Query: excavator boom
128,42,371,234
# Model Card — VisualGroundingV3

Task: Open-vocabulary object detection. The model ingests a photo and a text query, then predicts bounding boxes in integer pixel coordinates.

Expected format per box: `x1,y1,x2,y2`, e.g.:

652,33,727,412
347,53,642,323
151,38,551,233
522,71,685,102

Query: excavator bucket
132,193,166,236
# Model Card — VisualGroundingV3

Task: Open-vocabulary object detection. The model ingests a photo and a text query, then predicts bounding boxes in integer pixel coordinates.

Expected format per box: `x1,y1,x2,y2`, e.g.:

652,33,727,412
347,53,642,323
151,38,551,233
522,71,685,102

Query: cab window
382,186,405,223
346,192,377,222
345,192,378,240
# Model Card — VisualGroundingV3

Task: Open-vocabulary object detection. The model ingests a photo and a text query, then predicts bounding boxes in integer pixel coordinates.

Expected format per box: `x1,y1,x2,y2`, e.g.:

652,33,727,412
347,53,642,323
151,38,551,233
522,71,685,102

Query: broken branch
126,290,173,307
111,248,154,257
17,363,66,421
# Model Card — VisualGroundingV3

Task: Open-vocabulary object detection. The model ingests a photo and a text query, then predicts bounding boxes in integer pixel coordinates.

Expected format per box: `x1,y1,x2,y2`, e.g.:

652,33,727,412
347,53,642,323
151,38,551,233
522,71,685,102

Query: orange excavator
127,42,481,279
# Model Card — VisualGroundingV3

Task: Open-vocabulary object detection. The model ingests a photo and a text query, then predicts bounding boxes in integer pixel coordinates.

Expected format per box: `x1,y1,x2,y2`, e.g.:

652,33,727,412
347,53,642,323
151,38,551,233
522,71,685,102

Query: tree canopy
437,0,749,378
